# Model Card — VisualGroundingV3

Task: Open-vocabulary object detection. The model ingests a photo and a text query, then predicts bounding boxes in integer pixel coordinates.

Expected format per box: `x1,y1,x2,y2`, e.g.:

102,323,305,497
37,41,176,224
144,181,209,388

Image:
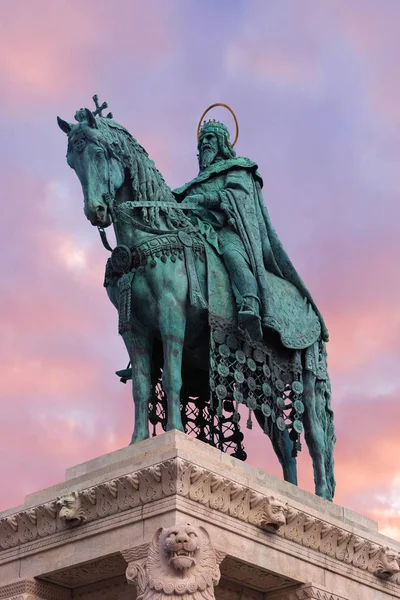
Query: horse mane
92,118,190,230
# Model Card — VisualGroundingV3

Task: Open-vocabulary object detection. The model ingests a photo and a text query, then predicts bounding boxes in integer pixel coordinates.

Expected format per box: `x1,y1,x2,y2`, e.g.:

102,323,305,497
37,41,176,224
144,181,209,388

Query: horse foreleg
124,332,153,445
160,306,186,433
303,371,330,500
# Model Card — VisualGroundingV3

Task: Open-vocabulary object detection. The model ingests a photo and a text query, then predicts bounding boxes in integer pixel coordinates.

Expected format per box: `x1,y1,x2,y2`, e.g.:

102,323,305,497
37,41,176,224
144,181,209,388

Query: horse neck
111,173,175,248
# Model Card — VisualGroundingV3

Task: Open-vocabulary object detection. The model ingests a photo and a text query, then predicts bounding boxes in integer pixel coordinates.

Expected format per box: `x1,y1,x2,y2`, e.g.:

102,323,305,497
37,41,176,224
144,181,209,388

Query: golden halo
197,103,239,147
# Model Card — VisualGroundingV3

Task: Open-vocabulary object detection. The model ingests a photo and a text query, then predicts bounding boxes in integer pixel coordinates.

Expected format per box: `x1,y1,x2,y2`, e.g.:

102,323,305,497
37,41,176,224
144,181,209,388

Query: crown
199,119,230,140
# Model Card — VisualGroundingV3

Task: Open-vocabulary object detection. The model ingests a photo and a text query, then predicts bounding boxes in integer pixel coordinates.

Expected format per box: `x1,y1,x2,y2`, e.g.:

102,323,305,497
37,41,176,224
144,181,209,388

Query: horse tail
315,374,336,499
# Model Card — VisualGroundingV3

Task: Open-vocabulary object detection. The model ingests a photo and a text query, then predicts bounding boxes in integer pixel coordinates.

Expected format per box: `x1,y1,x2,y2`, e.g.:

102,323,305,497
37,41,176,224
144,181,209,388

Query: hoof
316,486,332,501
129,432,149,445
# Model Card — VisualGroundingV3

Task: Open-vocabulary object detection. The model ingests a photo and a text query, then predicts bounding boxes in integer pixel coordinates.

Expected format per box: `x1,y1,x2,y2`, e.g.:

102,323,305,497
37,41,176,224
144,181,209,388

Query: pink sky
1,0,400,539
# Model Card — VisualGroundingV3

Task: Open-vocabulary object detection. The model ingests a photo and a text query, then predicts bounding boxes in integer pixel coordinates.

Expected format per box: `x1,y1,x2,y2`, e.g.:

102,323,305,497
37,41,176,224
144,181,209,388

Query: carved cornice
0,458,399,586
0,579,70,600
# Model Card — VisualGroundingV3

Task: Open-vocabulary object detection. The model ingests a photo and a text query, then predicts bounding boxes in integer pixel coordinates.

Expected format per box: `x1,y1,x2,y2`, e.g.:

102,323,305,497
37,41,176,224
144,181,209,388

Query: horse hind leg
303,371,331,500
254,412,298,486
275,428,298,486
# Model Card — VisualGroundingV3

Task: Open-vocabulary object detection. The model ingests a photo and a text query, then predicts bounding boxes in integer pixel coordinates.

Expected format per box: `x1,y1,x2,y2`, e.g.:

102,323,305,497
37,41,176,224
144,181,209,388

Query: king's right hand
182,194,204,206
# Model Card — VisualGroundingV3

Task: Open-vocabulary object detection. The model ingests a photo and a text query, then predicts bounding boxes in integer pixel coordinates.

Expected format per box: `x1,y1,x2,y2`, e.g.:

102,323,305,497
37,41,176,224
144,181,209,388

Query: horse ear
85,108,97,129
57,116,72,134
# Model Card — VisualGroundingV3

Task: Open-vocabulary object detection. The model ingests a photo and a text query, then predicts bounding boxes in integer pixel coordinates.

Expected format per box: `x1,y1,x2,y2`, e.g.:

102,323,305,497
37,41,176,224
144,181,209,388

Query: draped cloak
174,157,328,351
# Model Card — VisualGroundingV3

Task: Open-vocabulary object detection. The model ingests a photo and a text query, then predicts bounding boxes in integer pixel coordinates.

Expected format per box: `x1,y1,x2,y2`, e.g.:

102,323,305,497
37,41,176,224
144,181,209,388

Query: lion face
160,525,200,572
57,492,82,523
375,547,400,579
261,496,287,530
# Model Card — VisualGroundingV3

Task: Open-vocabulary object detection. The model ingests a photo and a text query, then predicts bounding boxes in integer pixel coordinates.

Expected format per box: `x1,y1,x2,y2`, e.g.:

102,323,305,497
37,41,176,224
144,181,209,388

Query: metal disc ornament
247,358,256,372
226,334,238,349
213,329,226,344
293,399,305,414
235,350,246,364
219,344,230,357
261,403,271,417
276,397,285,410
253,349,265,363
262,382,272,396
216,384,227,399
178,230,193,247
218,364,230,378
276,416,286,431
263,364,271,378
247,377,256,391
234,370,245,384
292,381,304,394
293,419,303,434
111,245,132,273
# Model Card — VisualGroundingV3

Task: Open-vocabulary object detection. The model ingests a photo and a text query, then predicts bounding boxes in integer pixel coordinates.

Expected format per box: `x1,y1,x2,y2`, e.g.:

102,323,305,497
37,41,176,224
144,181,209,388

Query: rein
98,199,199,251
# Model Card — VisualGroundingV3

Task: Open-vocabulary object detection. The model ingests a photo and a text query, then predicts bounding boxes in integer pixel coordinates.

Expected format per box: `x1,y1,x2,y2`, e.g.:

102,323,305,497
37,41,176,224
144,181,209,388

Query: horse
57,108,335,501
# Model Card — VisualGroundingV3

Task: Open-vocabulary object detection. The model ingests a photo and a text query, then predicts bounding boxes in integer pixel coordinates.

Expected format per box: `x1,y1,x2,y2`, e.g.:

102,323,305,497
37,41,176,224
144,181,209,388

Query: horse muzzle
86,204,112,227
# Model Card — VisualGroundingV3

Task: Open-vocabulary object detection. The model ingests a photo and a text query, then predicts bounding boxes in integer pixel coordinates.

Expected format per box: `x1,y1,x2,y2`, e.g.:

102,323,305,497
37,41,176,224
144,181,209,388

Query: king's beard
200,147,218,170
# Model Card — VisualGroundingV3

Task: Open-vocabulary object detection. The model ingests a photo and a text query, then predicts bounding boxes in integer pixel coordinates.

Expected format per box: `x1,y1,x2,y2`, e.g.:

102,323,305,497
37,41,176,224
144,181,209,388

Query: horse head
57,108,125,227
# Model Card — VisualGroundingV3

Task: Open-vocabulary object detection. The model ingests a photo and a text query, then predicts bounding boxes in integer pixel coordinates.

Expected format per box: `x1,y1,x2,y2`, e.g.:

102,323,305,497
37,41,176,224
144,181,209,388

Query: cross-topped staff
92,94,113,119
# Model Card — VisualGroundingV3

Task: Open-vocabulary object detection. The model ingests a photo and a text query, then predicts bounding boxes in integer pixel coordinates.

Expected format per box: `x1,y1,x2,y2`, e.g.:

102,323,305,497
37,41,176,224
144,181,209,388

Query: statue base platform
1,430,399,599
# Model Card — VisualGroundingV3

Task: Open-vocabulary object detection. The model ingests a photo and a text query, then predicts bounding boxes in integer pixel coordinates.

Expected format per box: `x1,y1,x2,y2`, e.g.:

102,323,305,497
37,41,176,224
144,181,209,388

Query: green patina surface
57,97,335,500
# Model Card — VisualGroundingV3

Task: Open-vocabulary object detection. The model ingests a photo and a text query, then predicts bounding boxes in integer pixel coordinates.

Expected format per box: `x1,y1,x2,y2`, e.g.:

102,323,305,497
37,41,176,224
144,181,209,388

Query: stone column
0,579,70,600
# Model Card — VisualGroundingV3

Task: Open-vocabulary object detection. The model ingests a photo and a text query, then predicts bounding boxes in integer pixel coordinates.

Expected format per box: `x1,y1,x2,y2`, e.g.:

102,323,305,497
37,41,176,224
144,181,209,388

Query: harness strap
118,200,199,210
98,227,113,252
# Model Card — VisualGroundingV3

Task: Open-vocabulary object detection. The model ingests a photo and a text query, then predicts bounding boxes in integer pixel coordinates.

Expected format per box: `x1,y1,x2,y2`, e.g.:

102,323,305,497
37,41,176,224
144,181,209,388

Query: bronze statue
57,98,335,500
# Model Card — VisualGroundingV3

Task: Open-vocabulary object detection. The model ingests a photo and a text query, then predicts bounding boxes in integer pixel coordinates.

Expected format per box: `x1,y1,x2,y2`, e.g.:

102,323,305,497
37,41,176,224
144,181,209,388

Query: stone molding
268,582,349,600
40,554,128,588
0,458,399,585
73,578,131,600
0,580,70,600
220,557,293,592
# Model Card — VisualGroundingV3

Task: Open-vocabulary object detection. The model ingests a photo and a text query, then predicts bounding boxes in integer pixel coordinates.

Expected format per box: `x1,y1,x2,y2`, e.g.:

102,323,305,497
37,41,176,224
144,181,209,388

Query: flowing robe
174,157,328,351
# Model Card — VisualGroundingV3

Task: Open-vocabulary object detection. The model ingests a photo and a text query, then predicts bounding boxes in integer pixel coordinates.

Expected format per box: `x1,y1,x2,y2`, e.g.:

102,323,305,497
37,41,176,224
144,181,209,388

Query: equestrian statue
57,97,335,500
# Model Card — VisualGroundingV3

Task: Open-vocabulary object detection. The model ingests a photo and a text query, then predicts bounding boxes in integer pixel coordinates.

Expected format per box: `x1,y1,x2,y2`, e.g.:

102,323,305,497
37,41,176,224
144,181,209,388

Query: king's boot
238,295,263,342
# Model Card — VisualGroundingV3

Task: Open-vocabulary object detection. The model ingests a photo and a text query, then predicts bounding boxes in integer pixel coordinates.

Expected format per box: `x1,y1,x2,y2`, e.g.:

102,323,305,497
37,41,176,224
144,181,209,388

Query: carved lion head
160,525,200,572
56,492,83,524
374,547,400,580
261,496,287,530
143,524,220,598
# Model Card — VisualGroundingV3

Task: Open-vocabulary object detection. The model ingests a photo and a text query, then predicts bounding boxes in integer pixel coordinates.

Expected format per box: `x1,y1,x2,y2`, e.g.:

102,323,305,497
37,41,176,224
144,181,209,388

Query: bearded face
199,132,219,170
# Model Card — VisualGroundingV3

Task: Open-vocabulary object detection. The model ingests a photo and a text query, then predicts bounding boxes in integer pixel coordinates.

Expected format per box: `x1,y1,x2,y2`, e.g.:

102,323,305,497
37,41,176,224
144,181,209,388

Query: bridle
98,198,198,251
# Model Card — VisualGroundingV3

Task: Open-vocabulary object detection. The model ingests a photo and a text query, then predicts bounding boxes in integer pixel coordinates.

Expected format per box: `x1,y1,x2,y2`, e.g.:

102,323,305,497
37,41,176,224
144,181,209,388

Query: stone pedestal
0,431,399,599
